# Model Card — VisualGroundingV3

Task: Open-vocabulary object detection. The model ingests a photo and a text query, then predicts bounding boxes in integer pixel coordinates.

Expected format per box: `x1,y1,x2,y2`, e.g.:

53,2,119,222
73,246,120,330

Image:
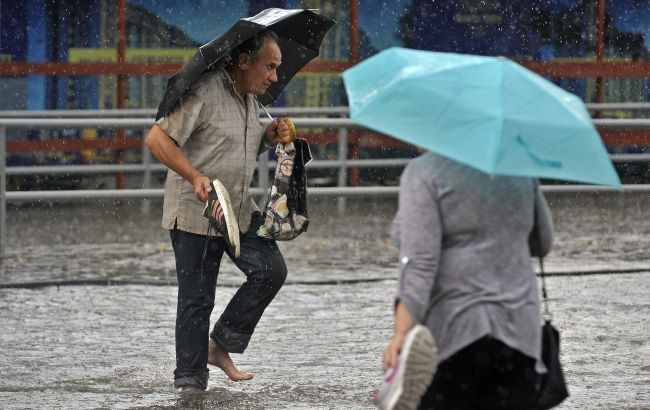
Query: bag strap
533,183,553,322
538,256,552,321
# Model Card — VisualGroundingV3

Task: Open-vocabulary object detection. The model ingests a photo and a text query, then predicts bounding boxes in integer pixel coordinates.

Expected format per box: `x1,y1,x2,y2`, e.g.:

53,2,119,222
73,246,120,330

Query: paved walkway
1,194,649,409
1,272,648,409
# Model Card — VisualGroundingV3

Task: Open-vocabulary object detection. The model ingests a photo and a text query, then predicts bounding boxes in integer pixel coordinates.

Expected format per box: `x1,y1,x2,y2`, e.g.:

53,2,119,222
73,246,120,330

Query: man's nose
270,70,278,83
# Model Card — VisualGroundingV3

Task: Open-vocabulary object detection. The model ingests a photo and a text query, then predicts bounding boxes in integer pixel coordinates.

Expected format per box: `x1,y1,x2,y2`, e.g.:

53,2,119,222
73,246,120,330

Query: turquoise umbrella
342,47,621,187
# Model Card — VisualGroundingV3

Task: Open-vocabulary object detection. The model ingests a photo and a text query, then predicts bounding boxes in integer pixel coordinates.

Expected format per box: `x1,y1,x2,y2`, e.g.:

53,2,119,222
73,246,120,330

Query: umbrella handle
256,97,275,121
516,135,562,169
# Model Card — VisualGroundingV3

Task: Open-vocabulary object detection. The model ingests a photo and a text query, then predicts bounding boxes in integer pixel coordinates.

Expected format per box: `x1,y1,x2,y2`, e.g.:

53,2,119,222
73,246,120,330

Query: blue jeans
170,212,287,389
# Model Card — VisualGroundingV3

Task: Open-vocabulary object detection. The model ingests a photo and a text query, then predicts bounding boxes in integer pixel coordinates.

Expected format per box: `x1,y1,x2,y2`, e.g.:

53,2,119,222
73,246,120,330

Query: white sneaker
203,179,241,258
374,325,437,410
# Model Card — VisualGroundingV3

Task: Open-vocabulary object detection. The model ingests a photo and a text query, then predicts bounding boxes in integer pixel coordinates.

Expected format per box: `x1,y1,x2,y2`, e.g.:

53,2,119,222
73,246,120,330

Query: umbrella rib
279,36,320,55
514,63,589,122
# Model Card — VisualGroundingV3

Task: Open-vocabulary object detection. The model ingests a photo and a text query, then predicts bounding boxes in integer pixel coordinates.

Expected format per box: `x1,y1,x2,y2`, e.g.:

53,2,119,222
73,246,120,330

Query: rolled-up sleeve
393,164,442,323
156,88,205,148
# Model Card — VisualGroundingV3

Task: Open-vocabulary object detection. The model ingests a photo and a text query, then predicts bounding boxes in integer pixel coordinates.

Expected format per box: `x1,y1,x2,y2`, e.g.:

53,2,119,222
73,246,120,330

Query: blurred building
0,0,198,110
2,0,649,111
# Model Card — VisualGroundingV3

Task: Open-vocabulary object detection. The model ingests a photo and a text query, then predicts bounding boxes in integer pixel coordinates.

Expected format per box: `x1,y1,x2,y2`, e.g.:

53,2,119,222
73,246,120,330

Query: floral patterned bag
257,138,311,240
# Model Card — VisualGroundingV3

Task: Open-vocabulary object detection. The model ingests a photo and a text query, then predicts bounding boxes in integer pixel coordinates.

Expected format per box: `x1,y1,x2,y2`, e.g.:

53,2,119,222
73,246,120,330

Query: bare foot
208,339,254,381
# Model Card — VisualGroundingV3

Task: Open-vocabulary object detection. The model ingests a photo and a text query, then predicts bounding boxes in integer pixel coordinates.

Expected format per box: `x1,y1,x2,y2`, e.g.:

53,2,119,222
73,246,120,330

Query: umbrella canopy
342,47,621,187
156,8,335,120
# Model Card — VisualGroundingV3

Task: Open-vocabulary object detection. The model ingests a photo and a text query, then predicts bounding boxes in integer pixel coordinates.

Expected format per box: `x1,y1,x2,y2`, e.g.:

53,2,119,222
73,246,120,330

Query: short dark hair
230,29,279,62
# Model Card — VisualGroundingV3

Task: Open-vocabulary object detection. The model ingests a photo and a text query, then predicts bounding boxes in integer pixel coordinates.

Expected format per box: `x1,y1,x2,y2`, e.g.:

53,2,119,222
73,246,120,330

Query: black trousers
419,337,539,410
170,213,287,389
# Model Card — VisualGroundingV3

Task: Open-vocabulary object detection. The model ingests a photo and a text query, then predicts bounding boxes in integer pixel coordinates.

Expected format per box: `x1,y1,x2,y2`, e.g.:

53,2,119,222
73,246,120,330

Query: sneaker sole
179,385,204,394
212,179,241,258
390,325,437,410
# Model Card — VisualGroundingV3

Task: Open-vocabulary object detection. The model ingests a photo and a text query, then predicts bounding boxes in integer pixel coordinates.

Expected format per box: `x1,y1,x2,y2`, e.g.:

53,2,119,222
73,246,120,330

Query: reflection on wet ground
1,194,649,408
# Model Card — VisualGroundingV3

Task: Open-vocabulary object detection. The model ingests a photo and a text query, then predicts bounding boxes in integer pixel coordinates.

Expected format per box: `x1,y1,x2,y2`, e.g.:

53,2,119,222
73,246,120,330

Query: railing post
141,128,152,214
337,127,348,216
0,126,6,263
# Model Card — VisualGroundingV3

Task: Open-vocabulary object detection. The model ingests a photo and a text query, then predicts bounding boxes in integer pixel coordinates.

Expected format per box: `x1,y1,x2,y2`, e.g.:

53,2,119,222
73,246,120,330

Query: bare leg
208,339,254,381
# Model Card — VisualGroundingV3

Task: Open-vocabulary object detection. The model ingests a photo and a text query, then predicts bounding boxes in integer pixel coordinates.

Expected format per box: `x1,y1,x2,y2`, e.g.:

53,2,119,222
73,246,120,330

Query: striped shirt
157,68,265,235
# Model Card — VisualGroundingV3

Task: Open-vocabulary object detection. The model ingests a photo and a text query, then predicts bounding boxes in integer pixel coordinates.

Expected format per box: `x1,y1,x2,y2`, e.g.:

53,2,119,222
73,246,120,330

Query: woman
382,152,554,410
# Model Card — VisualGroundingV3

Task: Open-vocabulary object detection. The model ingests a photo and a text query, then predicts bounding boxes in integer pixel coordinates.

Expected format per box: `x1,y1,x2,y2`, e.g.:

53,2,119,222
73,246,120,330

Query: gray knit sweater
391,152,554,370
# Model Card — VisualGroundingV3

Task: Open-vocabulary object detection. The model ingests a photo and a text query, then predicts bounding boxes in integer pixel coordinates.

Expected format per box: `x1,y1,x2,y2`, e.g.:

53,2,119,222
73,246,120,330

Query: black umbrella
156,8,335,120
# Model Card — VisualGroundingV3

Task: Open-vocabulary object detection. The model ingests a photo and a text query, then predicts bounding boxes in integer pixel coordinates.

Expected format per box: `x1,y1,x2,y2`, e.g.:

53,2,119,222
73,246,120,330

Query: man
145,29,290,392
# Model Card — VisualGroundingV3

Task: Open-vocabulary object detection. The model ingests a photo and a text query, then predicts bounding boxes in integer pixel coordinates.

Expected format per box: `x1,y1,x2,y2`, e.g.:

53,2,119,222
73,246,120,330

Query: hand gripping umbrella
156,8,335,120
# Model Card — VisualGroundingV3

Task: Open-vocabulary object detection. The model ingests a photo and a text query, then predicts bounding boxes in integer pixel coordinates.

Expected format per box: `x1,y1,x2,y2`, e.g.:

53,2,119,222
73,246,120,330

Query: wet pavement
1,193,650,409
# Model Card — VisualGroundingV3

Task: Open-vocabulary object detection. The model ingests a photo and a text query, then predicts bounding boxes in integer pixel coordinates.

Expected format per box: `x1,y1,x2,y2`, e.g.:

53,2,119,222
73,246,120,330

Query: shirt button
401,256,409,264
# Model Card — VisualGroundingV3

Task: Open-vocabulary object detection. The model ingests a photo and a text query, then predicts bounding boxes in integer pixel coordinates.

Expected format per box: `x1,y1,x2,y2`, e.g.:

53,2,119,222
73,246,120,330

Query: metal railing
586,102,650,111
0,106,350,118
2,108,650,260
1,102,650,118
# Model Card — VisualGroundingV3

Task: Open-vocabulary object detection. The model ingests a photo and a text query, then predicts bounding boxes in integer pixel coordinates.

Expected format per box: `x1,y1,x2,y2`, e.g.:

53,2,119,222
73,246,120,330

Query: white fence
1,106,650,260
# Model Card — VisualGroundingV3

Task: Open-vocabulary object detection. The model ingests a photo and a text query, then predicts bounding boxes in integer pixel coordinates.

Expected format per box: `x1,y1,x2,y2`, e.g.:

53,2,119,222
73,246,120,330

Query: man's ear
238,53,250,69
